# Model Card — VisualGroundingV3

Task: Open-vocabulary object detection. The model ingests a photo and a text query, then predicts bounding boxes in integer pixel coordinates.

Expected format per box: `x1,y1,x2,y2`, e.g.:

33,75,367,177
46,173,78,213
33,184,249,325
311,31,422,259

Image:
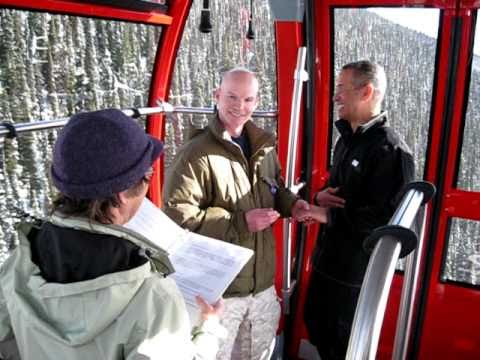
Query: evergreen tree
84,19,100,110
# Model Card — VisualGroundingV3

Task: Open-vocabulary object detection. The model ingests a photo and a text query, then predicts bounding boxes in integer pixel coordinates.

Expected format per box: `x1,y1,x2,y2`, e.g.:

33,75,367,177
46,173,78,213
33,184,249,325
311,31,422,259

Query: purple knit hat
51,109,164,199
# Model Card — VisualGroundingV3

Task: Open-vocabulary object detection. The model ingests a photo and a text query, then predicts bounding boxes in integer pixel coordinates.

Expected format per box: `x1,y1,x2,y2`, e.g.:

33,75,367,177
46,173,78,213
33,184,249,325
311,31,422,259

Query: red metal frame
378,5,457,358
417,5,480,358
0,0,191,208
319,0,454,6
2,0,479,358
146,0,193,207
289,0,480,359
286,1,332,357
0,0,172,25
272,19,305,334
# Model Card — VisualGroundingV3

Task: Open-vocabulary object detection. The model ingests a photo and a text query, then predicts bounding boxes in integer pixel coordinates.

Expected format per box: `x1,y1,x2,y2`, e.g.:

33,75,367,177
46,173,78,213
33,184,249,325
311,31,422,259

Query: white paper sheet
125,198,253,307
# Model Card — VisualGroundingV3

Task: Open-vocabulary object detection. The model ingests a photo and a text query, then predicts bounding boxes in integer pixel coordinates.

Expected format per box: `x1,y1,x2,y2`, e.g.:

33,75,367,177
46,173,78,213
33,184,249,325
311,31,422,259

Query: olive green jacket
163,117,298,297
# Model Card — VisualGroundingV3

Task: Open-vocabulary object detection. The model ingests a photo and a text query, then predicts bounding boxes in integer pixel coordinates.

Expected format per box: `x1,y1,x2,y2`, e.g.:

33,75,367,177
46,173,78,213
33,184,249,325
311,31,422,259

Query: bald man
164,68,313,359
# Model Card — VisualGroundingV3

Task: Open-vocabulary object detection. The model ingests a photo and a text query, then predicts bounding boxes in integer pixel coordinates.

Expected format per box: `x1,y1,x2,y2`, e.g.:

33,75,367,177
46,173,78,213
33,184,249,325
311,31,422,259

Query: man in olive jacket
163,68,311,360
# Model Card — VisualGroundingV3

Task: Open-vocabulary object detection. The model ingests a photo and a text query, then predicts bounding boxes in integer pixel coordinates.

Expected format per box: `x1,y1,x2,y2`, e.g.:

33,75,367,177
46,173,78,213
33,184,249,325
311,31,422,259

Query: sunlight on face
215,71,259,137
333,69,364,121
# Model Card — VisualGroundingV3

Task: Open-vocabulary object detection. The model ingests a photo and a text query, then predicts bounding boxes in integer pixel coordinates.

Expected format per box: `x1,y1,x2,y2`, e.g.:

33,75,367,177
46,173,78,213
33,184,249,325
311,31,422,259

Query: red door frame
285,0,480,358
0,0,172,25
415,2,480,358
146,0,193,207
273,20,305,319
0,0,192,209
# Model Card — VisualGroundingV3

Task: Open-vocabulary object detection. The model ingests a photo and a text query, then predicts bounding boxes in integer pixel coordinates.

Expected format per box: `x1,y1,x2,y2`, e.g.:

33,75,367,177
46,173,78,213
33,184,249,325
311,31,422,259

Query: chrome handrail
0,104,278,139
392,205,428,360
346,181,435,360
282,47,309,314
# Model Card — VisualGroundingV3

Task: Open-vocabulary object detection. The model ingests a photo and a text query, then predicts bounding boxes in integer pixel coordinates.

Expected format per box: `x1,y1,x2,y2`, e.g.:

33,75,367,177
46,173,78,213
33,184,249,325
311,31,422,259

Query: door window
332,8,440,179
443,218,480,285
457,18,480,192
0,9,162,262
166,1,277,168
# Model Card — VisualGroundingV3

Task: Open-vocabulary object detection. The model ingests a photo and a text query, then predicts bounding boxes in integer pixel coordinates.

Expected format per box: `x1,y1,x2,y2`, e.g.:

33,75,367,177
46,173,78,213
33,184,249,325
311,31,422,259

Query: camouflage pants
216,286,281,360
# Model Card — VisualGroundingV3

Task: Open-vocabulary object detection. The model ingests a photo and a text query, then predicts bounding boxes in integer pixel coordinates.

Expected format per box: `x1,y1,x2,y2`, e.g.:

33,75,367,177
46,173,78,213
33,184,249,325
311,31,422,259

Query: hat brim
148,135,164,163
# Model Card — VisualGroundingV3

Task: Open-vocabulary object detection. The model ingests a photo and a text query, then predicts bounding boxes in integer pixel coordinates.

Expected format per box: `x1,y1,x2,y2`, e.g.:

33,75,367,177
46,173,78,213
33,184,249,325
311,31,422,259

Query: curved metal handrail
346,181,435,360
0,104,277,139
392,205,428,360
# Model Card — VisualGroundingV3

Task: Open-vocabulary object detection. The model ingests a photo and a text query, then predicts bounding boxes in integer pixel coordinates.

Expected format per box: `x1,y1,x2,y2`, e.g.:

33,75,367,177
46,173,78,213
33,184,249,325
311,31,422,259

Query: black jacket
313,112,414,286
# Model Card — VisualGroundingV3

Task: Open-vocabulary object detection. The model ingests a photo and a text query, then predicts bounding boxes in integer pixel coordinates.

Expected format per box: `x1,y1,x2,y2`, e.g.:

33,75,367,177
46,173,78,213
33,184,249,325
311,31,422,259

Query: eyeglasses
143,167,154,184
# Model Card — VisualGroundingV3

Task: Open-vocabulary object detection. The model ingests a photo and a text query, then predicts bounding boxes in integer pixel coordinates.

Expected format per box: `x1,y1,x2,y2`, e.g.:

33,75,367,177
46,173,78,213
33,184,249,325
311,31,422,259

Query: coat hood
0,220,170,347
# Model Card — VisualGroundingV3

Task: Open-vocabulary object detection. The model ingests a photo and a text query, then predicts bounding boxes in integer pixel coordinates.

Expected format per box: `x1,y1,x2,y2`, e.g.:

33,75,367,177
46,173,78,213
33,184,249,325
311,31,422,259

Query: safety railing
346,181,435,360
282,46,309,314
0,103,277,140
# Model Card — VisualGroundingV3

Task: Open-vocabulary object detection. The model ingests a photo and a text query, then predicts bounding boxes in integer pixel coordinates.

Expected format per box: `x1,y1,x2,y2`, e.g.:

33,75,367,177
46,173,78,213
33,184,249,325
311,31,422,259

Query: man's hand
245,208,280,232
292,200,327,224
196,296,224,321
291,199,310,222
314,187,346,208
305,205,328,224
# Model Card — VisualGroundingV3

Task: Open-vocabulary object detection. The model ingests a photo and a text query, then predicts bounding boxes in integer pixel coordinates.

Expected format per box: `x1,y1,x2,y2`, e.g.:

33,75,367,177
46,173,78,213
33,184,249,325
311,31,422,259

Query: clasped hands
245,187,345,232
294,186,346,224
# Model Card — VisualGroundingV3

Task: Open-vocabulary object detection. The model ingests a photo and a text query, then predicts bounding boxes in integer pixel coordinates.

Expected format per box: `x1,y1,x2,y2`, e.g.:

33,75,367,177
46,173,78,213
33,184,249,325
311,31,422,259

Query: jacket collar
208,115,276,158
49,212,174,276
335,111,387,141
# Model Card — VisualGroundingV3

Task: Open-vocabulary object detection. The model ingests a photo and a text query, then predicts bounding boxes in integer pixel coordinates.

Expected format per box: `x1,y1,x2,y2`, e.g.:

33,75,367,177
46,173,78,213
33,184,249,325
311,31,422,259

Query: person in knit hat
0,109,224,360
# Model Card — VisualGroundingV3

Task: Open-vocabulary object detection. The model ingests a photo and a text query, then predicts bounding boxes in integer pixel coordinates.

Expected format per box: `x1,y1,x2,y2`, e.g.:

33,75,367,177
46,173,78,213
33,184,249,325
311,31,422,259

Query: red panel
461,0,480,8
272,19,304,335
287,1,331,358
0,0,172,25
421,284,480,359
146,0,192,207
375,7,456,359
444,190,480,219
324,0,454,7
275,22,305,174
294,0,468,359
423,10,455,184
376,275,403,359
418,7,480,359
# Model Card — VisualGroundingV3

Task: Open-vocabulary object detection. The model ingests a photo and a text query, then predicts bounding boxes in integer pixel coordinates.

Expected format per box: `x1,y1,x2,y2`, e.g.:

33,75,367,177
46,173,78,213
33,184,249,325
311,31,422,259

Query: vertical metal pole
392,207,428,360
346,189,424,359
282,47,308,314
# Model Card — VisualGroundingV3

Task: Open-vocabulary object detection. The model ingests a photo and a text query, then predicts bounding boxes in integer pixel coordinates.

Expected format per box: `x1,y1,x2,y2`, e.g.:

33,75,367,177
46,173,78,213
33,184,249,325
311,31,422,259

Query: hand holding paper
125,199,253,306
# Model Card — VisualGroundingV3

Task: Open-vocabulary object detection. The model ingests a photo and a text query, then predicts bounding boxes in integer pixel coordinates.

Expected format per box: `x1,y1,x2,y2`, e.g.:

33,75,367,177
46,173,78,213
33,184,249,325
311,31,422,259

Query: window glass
332,8,440,179
166,0,277,168
457,15,480,191
443,218,480,286
333,8,439,270
0,10,162,262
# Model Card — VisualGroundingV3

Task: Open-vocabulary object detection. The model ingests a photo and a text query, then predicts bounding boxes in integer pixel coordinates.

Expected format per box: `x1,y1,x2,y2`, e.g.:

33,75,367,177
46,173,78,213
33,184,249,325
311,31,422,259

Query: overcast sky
368,8,480,55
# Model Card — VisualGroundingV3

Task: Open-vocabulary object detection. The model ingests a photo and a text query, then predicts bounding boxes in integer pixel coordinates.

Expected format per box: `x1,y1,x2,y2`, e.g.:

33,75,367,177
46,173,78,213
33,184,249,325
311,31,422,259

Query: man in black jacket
304,60,414,360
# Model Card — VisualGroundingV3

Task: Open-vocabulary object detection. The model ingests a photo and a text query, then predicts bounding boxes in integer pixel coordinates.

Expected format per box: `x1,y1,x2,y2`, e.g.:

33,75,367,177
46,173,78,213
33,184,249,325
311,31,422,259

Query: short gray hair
342,60,386,100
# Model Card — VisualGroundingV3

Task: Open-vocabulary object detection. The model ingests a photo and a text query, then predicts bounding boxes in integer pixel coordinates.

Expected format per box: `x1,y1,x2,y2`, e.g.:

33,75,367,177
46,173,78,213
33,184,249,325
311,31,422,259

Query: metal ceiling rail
0,104,278,139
